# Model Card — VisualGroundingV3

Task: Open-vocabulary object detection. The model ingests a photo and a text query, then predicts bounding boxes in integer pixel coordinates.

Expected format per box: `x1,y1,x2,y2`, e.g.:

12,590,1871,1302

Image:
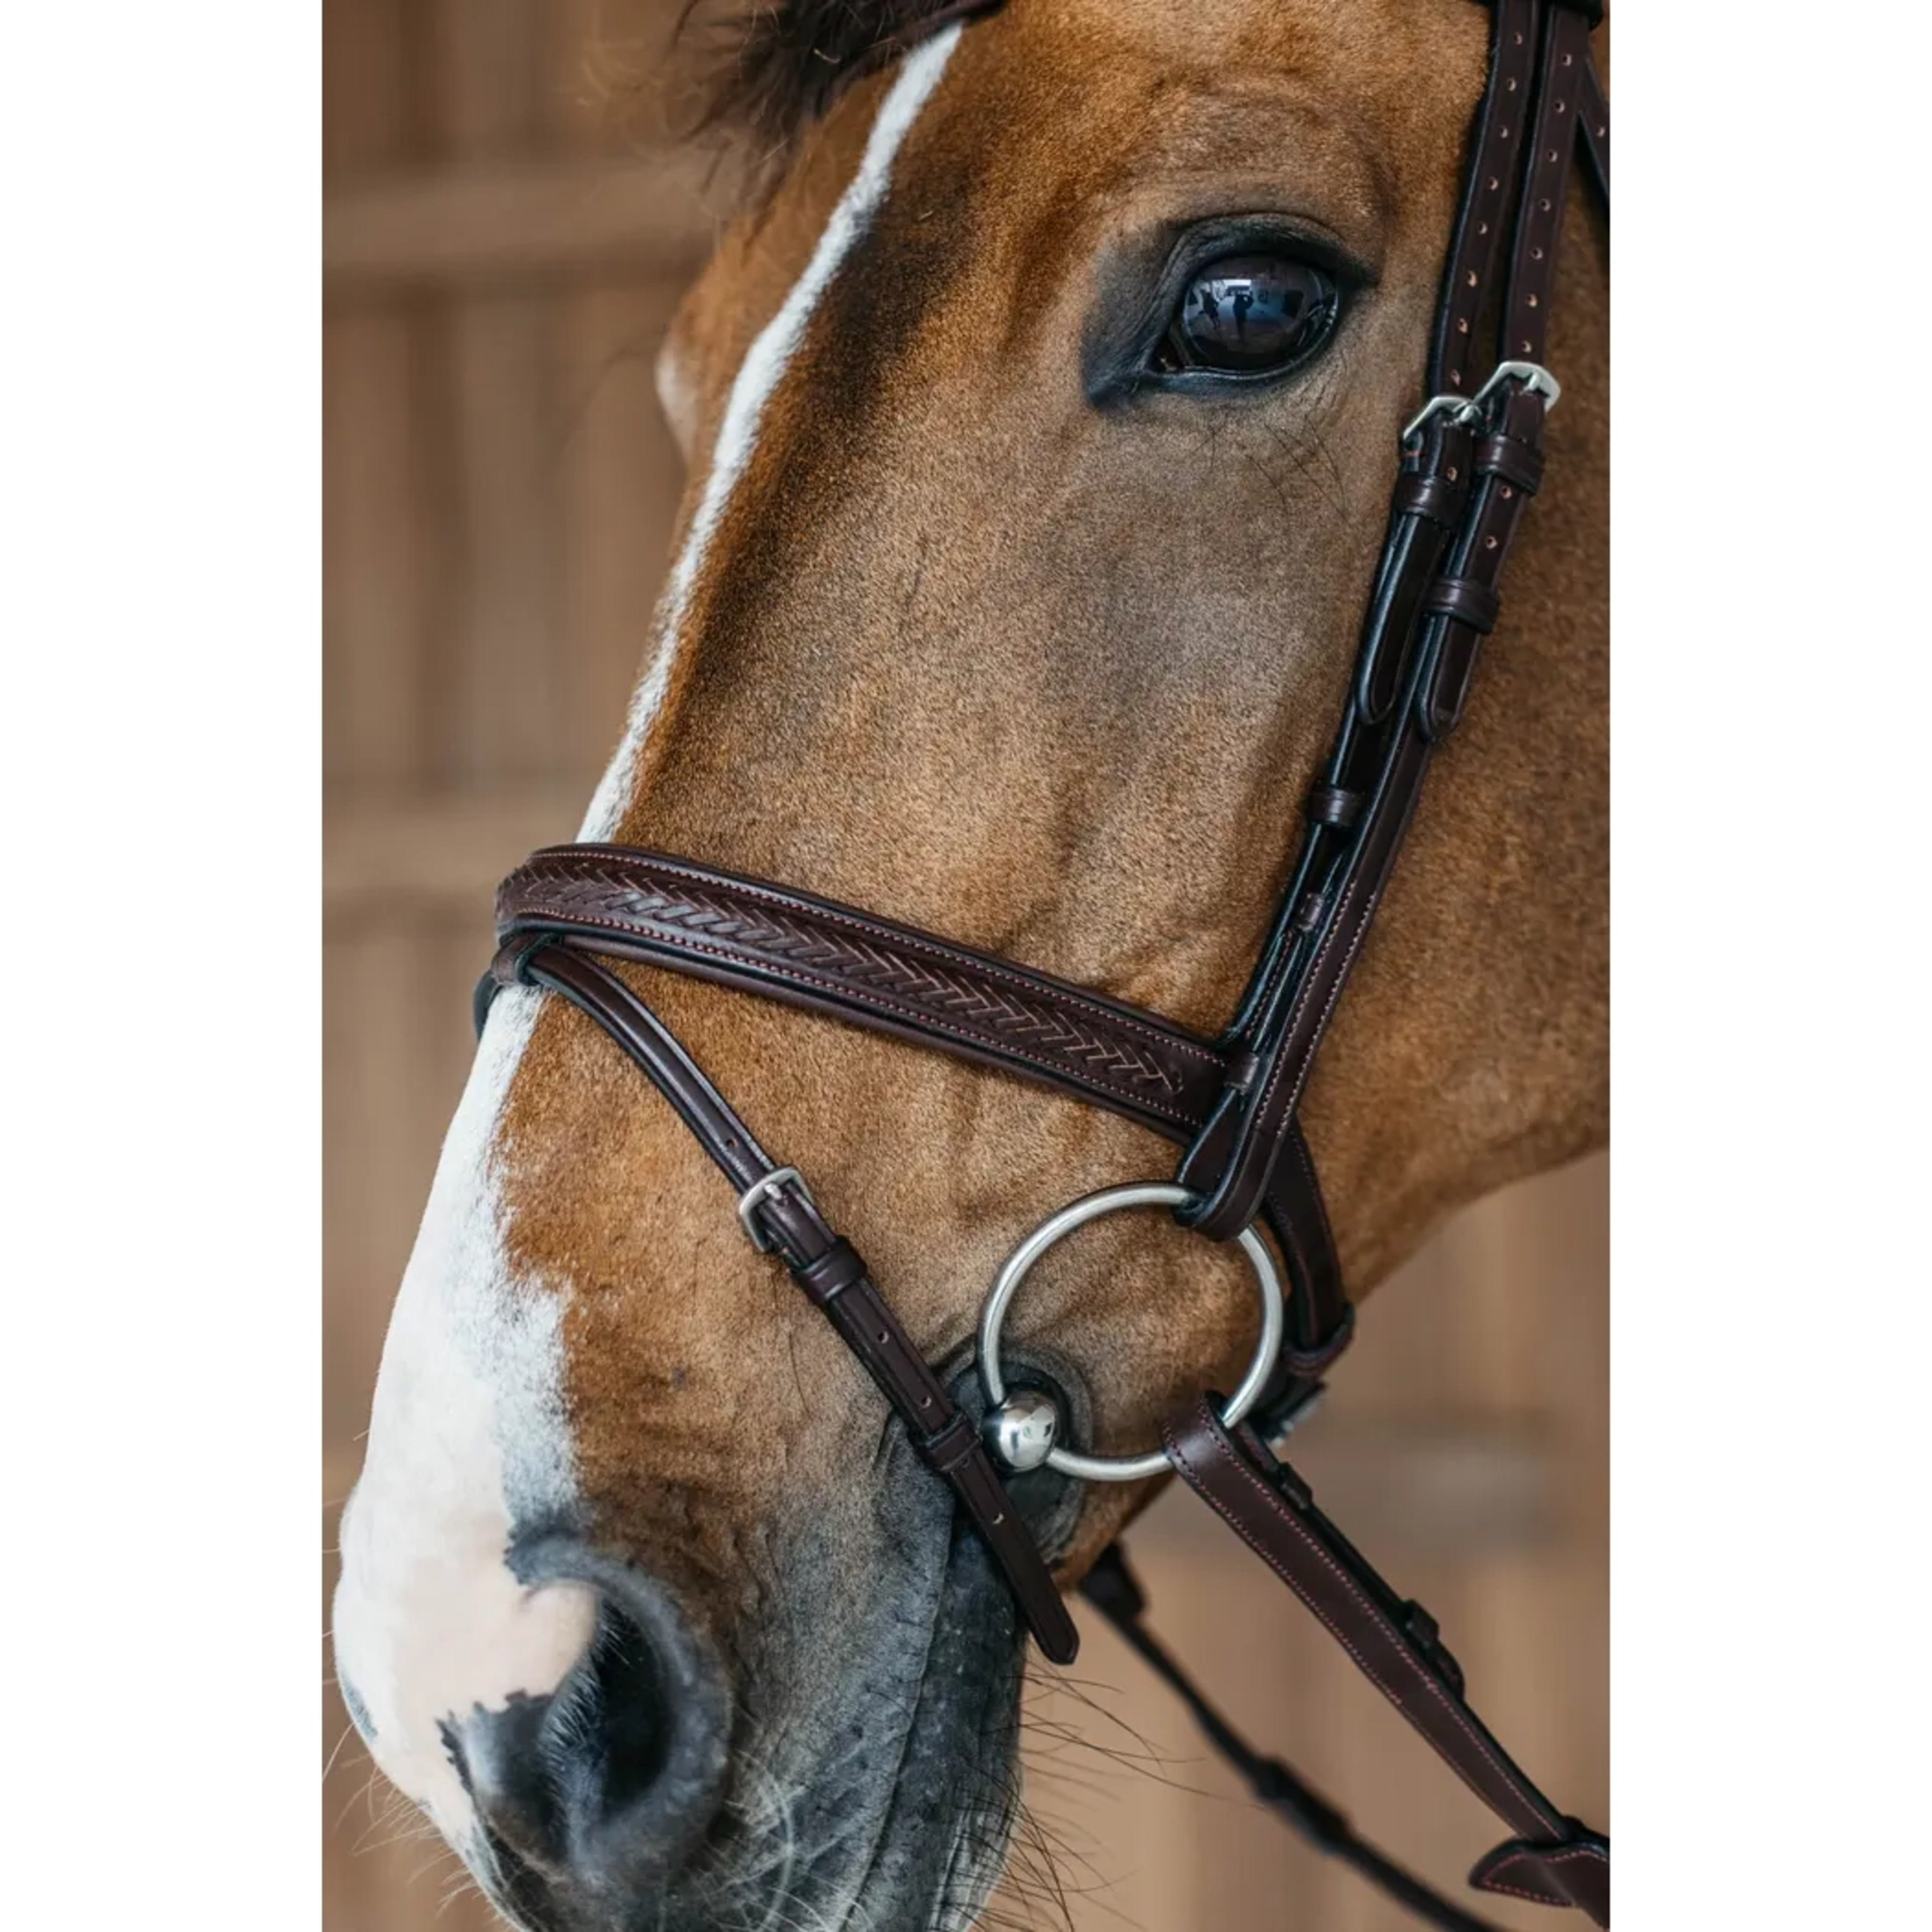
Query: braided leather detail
499,848,1216,1121
488,845,1352,1356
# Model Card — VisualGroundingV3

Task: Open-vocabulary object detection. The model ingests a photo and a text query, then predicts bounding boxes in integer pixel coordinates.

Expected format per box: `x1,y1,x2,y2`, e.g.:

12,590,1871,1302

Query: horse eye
1155,254,1341,376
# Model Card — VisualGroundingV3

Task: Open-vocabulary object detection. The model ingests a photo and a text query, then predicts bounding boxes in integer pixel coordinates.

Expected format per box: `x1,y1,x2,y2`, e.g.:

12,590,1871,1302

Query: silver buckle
1471,358,1560,414
1400,391,1481,446
736,1166,816,1252
1401,359,1560,447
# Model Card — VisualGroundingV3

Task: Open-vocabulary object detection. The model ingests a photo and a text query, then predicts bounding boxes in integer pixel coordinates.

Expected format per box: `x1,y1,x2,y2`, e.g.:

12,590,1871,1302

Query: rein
475,2,1610,1923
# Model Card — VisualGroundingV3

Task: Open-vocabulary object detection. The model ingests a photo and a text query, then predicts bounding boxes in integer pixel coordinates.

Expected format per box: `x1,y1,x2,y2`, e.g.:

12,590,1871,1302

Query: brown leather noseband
474,3,1610,1924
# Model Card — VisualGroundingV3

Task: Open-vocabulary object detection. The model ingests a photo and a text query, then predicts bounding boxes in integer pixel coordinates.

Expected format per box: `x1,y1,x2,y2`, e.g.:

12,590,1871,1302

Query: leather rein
474,3,1610,1924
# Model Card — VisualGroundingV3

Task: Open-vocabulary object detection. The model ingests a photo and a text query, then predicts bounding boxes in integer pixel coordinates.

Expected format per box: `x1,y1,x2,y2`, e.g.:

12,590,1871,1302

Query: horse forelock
674,0,998,150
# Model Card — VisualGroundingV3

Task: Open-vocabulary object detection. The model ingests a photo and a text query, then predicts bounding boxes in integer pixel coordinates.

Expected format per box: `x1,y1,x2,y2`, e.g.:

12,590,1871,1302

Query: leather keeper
497,931,557,986
792,1237,867,1306
1470,1829,1610,1922
1304,783,1362,828
1553,0,1604,25
1401,1600,1465,1695
1283,1306,1355,1376
1392,472,1464,527
1477,431,1544,494
1422,625,1484,740
474,934,557,1033
916,1409,981,1476
1223,1049,1262,1095
1424,575,1501,634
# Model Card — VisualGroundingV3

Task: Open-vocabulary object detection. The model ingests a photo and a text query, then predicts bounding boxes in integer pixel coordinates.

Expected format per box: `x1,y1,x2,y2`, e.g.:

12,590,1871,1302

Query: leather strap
1505,0,1599,366
497,848,1234,1138
478,940,1079,1666
1079,1546,1514,1932
1163,1398,1608,1925
1174,0,1600,1242
1576,35,1610,205
1430,0,1545,397
1175,407,1477,1237
495,845,1354,1366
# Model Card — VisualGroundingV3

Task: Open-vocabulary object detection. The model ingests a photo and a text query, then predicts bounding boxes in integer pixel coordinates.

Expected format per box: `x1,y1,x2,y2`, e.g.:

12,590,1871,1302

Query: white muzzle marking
333,988,595,1844
332,19,966,1864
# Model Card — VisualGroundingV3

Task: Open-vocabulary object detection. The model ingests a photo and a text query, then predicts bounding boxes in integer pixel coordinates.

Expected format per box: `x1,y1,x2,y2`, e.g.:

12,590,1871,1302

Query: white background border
1,3,321,1922
2,3,1926,1925
1611,5,1929,1923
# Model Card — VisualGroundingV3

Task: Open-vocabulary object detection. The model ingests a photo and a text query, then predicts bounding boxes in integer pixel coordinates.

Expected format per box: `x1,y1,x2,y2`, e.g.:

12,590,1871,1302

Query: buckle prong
1401,391,1482,447
736,1166,816,1252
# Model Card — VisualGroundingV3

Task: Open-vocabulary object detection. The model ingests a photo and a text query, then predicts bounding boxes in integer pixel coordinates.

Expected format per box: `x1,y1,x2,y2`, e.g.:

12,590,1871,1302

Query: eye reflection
1157,254,1341,376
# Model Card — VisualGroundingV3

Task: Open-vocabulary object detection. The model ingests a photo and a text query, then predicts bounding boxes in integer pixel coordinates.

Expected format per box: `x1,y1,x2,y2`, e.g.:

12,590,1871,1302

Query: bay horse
332,0,1607,1926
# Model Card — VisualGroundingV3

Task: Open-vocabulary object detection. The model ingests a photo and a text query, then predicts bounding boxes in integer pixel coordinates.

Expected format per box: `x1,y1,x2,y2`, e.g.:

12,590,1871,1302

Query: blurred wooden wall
322,6,1607,1927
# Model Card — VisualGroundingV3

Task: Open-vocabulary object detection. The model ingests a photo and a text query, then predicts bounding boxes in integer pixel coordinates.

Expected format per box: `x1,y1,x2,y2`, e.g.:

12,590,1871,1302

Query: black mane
678,0,1000,148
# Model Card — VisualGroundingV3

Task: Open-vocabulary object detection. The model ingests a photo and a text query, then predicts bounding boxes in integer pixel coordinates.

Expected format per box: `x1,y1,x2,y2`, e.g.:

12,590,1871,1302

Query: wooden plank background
322,6,1607,1926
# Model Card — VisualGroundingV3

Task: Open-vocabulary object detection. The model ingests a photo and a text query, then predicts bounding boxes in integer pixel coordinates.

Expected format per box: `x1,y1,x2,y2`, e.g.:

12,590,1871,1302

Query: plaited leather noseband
474,3,1610,1924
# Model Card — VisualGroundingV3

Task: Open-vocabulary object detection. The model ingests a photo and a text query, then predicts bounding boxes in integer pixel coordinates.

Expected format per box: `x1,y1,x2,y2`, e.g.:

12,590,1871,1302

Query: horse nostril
462,1549,731,1901
573,1596,676,1820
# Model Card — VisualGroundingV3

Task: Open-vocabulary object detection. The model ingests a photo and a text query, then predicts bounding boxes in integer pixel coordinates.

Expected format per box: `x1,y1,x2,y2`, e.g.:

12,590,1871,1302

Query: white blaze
334,23,965,1850
579,22,966,840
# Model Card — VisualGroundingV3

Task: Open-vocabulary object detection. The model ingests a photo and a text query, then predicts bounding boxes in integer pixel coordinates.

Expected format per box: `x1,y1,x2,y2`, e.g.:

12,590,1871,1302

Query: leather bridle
473,2,1610,1924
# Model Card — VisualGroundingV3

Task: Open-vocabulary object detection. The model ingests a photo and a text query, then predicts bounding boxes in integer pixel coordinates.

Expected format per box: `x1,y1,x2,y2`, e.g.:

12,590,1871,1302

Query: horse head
333,2,1607,1925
